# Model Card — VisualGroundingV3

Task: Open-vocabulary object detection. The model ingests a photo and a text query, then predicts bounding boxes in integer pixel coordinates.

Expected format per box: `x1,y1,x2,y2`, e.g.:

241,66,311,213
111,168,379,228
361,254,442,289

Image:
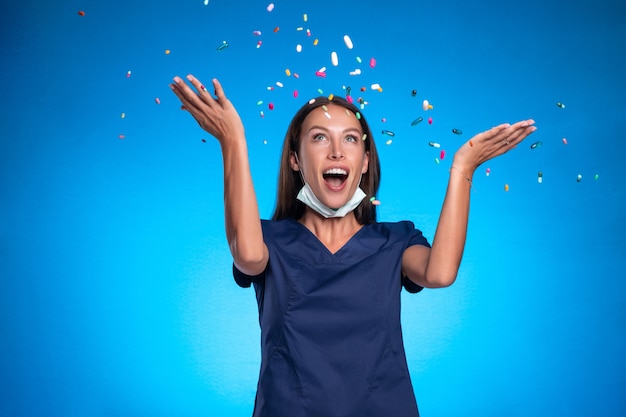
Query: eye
345,135,358,143
313,133,327,141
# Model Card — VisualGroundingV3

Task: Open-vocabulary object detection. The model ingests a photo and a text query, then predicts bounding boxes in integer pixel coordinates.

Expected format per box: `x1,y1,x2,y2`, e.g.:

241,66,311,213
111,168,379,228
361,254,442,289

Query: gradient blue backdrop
1,0,625,416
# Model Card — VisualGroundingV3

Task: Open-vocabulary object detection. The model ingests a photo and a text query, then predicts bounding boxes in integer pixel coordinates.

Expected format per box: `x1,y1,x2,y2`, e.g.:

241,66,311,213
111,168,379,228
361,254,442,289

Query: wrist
449,166,473,188
450,157,477,178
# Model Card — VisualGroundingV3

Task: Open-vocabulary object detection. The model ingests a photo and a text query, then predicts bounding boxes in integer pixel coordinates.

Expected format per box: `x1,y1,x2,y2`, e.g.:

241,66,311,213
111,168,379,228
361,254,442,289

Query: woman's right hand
170,75,244,145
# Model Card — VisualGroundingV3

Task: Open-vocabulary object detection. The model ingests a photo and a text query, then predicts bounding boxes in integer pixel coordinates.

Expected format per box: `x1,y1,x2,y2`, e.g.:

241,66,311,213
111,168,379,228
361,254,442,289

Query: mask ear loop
293,152,308,186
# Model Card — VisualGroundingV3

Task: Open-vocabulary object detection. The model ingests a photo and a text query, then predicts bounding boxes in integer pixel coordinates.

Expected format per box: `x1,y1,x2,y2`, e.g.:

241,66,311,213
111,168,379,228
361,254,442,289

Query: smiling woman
275,96,377,223
169,74,536,417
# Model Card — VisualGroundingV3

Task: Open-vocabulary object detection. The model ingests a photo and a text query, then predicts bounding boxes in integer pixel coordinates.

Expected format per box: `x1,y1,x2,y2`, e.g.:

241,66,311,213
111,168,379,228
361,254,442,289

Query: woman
170,74,536,417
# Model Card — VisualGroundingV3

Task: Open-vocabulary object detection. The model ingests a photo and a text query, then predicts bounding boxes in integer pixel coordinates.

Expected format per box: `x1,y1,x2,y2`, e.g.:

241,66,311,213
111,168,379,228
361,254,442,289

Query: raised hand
170,75,245,145
453,120,537,174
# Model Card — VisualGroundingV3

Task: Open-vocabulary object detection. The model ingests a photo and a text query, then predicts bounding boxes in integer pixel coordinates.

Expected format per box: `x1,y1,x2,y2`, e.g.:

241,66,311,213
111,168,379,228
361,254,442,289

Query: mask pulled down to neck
296,180,366,219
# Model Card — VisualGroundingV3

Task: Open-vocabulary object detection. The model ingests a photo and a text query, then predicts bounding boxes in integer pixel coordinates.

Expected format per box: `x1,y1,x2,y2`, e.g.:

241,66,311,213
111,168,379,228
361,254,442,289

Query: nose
329,139,344,160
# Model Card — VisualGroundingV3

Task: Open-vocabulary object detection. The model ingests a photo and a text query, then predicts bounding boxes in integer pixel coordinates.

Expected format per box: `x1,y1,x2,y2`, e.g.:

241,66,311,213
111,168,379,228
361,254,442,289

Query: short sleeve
233,263,265,288
402,224,431,294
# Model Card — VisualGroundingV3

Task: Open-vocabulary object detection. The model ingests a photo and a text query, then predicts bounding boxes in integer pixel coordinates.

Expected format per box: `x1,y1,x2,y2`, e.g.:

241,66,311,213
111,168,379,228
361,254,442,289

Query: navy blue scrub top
234,218,431,417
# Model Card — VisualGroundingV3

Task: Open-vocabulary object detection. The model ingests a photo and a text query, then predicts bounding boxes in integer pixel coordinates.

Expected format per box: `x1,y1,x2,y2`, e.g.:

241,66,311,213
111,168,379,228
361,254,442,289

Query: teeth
324,168,347,175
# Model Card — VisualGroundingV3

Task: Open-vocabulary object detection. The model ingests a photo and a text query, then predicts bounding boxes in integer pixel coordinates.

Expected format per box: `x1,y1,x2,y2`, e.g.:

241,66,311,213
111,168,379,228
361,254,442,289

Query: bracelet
449,166,472,187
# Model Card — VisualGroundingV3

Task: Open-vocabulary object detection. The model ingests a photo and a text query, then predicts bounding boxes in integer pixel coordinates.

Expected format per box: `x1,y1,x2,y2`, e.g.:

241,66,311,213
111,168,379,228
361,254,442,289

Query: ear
361,151,369,174
289,151,300,171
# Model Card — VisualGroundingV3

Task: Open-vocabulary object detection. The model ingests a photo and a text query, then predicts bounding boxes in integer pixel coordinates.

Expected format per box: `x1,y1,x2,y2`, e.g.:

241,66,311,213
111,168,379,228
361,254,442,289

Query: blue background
1,0,625,415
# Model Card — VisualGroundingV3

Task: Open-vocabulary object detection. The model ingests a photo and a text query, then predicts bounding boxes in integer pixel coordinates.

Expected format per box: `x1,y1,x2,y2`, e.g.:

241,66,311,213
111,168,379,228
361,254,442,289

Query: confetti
267,3,274,12
155,98,161,104
422,100,430,111
486,168,491,176
381,130,395,137
411,117,423,126
343,35,354,49
576,174,582,182
331,51,338,66
428,117,433,124
369,58,376,68
504,184,509,192
411,90,417,97
440,150,446,160
537,171,543,183
217,41,229,51
556,102,565,108
452,129,462,135
78,11,85,16
530,141,542,149
562,137,568,145
428,142,440,148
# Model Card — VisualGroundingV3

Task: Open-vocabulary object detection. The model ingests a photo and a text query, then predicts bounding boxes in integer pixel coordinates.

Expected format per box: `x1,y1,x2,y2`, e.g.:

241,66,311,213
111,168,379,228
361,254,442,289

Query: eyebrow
307,125,362,135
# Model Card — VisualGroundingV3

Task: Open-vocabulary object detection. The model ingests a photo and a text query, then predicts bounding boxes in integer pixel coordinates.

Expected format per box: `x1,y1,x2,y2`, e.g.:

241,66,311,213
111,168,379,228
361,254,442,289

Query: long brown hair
271,96,381,224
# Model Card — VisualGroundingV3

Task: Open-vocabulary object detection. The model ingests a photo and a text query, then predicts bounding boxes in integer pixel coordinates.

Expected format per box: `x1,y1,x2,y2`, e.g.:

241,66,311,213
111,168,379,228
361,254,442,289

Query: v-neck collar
291,218,367,257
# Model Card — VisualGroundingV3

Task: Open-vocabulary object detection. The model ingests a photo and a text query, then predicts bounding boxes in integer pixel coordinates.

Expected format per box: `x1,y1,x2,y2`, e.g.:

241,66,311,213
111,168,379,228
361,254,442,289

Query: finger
503,120,537,143
171,76,210,113
170,81,200,114
472,123,510,144
498,123,537,151
186,74,218,106
212,78,227,101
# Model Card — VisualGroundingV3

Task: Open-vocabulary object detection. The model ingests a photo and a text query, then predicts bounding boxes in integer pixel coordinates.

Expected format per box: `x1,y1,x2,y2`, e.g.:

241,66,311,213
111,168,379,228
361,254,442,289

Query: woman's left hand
453,119,537,174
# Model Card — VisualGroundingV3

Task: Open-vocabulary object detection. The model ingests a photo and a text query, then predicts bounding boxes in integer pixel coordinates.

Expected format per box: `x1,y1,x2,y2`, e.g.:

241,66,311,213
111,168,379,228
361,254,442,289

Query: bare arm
402,120,537,288
170,75,268,275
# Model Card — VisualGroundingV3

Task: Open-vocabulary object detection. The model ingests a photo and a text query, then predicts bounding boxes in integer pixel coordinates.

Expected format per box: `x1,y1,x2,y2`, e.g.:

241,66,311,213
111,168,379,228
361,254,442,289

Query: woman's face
290,103,369,210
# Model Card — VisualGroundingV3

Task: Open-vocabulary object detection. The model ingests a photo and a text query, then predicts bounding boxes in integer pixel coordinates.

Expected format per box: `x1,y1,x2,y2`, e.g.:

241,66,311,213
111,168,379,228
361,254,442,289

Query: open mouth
323,168,348,188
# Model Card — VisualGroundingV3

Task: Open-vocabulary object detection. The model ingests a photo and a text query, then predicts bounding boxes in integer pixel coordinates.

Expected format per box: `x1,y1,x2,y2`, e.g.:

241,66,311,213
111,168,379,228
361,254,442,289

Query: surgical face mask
297,182,366,218
294,154,366,218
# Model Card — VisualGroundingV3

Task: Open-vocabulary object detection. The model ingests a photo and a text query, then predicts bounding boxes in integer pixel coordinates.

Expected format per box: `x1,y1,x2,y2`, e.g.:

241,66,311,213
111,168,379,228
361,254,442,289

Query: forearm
221,137,267,274
424,165,473,287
